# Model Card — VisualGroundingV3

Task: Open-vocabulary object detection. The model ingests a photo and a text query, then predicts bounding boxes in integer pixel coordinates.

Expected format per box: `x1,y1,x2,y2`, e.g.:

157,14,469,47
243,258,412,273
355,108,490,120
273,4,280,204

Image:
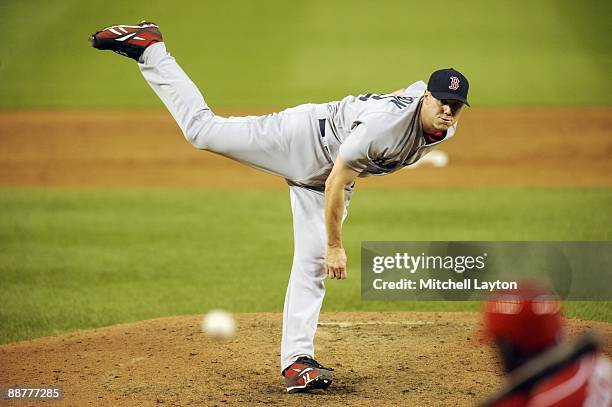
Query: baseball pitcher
90,21,470,393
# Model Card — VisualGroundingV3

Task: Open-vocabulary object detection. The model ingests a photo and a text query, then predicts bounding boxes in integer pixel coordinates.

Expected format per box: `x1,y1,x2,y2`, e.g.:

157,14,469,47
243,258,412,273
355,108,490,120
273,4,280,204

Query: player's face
422,91,464,132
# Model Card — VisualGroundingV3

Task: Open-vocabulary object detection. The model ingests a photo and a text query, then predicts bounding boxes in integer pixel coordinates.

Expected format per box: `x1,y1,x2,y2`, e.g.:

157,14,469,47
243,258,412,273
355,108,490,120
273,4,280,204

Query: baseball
427,150,448,167
201,309,236,339
407,150,449,169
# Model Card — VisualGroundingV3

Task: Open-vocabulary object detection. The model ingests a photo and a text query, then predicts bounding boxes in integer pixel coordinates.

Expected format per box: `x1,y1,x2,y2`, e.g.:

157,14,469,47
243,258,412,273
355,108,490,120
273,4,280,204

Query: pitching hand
325,246,347,279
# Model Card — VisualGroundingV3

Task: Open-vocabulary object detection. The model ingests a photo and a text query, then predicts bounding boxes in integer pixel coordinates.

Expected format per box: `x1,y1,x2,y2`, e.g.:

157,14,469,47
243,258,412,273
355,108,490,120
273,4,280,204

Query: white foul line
318,321,434,328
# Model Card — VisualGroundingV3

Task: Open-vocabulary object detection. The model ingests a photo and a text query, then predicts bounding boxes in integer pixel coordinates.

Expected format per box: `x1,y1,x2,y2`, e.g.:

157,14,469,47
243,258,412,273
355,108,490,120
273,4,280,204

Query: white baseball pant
138,43,350,372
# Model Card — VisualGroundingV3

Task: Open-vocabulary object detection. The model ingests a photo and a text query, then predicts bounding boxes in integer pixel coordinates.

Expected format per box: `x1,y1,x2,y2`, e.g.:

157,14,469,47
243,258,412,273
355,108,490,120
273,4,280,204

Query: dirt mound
1,108,610,188
1,312,610,406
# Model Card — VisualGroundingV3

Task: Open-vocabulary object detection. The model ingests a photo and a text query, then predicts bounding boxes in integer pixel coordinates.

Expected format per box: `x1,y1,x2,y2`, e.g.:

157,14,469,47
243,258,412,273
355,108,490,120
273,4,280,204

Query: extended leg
138,43,322,180
91,22,330,183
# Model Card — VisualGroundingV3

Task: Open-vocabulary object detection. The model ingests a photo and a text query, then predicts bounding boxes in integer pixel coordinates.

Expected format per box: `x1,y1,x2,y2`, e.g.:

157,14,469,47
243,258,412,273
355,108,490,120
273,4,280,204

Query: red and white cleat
90,21,162,61
283,356,333,393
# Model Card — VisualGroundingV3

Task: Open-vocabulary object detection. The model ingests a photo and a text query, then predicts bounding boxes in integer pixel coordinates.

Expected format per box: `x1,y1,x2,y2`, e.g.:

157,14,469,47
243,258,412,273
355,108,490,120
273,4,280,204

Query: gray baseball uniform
138,42,457,372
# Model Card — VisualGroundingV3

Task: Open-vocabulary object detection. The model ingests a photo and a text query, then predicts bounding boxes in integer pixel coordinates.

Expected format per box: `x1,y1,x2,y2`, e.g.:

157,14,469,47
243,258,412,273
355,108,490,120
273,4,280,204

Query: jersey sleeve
338,115,393,173
338,123,373,172
402,81,427,98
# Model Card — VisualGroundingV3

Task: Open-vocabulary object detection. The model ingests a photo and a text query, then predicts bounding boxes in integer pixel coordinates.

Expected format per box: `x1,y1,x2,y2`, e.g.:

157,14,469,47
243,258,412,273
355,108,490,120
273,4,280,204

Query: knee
292,251,327,279
183,109,214,149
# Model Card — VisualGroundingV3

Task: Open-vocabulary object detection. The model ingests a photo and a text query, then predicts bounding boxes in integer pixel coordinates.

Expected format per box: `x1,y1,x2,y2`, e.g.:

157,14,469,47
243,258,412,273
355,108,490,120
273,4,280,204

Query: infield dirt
1,108,611,188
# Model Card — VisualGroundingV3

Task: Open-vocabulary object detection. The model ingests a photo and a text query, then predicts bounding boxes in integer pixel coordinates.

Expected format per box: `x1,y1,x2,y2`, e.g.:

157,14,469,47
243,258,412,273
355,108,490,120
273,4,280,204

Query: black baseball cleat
90,21,163,61
282,356,333,393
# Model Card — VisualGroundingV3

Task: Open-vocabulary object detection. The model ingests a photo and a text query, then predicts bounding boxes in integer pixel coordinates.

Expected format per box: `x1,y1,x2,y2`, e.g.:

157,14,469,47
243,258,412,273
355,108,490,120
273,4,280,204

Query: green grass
0,0,611,108
0,188,610,344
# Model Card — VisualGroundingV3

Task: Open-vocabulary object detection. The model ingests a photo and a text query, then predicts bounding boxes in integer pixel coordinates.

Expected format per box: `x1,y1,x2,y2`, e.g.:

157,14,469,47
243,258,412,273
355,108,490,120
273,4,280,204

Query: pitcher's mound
1,312,610,406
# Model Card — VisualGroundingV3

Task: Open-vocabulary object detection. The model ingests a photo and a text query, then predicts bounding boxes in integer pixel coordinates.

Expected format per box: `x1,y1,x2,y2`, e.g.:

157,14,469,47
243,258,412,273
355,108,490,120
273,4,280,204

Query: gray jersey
293,81,457,188
331,80,456,176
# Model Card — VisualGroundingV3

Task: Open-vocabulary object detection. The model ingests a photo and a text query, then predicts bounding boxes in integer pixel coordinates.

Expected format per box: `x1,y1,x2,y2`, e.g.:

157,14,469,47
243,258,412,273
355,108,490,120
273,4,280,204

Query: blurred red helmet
483,281,564,352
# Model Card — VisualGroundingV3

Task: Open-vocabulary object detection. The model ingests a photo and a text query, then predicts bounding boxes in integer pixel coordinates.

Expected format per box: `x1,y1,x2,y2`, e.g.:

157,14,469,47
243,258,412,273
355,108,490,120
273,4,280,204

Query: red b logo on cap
449,76,460,90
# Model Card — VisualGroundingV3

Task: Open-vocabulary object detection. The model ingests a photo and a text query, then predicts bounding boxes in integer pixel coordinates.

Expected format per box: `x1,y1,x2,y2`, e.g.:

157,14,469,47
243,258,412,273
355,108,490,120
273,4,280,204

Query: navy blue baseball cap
427,68,470,106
